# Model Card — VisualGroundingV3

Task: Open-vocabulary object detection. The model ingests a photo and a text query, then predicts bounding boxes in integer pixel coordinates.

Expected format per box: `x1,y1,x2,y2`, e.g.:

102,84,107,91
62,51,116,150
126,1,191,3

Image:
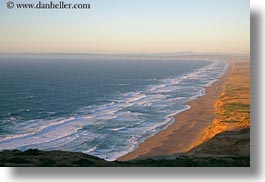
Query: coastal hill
186,128,249,158
186,59,250,158
0,149,249,167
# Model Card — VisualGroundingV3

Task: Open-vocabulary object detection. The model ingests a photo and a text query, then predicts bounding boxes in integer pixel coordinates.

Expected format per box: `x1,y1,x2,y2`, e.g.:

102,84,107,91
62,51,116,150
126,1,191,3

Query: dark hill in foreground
0,149,249,167
186,128,250,157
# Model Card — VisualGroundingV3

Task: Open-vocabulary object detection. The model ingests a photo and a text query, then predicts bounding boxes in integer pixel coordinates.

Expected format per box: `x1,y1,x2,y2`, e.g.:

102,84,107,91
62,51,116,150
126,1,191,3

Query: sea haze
0,55,228,160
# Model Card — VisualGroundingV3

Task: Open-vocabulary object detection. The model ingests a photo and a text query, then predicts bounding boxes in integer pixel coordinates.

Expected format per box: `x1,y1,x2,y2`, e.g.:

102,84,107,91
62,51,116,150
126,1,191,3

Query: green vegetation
220,120,240,123
0,149,250,167
222,103,250,112
220,84,249,99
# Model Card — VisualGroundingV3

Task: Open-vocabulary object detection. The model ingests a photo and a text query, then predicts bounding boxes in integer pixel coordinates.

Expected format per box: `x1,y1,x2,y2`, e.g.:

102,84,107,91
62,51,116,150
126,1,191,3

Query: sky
0,0,250,54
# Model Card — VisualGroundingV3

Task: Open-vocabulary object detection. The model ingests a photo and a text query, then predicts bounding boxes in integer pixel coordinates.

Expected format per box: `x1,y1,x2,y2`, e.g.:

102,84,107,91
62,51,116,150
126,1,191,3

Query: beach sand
118,60,232,161
187,59,250,152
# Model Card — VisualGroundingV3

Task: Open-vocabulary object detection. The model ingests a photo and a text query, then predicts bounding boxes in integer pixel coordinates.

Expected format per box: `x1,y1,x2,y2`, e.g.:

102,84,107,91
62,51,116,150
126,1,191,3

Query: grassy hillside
0,149,249,167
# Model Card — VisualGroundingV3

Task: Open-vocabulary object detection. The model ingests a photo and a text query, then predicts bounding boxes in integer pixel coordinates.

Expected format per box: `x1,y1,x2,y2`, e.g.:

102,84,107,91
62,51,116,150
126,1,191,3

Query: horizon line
0,52,250,56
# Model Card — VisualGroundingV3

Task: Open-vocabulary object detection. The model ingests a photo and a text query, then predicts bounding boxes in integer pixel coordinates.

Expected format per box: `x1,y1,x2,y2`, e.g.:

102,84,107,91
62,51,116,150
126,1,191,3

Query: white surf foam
0,61,229,161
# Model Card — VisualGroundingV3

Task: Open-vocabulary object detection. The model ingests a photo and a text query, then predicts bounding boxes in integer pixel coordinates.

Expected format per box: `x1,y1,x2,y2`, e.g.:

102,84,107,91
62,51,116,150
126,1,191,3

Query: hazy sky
0,0,249,54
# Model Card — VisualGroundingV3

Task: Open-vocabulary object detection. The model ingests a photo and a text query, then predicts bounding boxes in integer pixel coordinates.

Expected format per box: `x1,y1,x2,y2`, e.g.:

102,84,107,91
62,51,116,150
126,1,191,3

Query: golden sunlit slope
187,58,250,156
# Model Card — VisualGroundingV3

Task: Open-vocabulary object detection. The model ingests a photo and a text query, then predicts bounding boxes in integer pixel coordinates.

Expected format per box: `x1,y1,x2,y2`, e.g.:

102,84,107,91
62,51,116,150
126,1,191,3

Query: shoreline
118,61,232,161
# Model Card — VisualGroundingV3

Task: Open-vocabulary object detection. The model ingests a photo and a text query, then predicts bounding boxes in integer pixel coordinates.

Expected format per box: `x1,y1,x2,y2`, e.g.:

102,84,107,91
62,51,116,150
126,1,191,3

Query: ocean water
0,56,228,161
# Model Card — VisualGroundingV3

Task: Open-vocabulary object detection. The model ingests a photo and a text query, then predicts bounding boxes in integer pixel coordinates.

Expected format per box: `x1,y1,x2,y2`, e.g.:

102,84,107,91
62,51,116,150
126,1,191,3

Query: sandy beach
118,60,232,161
186,59,250,154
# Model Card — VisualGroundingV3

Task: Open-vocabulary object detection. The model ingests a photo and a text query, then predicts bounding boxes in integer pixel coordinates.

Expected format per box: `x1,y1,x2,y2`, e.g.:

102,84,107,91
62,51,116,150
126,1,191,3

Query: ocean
0,55,228,161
